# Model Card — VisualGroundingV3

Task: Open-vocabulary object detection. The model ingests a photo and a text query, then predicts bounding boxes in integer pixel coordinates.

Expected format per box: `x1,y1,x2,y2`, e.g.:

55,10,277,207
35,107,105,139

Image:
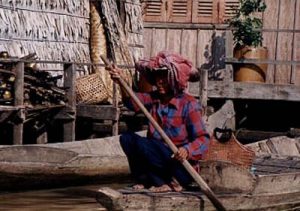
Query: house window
142,0,239,24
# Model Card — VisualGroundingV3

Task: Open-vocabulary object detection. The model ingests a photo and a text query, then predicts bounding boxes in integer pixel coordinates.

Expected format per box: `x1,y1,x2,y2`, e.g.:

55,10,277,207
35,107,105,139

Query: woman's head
135,51,197,94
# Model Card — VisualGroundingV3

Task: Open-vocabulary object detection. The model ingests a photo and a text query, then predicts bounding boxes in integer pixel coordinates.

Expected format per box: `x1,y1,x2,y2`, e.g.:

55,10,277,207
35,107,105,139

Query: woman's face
154,70,171,95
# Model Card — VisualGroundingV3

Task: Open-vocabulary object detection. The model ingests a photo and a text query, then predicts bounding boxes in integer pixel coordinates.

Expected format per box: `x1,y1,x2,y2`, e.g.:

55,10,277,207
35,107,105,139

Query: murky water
0,183,127,211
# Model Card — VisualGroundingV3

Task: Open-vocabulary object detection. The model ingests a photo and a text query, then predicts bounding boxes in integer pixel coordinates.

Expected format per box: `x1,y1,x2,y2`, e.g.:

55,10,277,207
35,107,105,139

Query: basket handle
213,127,233,143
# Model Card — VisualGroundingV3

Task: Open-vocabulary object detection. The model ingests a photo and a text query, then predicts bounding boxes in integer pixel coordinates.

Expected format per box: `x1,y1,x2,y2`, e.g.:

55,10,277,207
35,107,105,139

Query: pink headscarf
135,51,198,92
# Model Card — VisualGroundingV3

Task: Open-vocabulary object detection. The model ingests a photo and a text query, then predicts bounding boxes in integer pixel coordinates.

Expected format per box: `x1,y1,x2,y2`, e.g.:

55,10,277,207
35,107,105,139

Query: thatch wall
0,0,90,70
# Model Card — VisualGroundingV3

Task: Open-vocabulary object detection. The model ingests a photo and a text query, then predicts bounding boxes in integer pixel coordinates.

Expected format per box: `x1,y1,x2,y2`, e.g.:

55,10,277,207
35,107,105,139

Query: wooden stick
100,55,226,211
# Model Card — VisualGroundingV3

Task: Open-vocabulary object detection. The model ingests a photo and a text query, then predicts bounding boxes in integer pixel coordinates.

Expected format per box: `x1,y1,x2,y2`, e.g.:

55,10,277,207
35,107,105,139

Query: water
0,183,127,211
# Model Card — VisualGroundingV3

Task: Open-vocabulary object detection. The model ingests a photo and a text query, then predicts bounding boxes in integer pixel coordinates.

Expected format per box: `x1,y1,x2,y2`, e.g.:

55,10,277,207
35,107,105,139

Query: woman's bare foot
132,184,145,190
169,178,183,192
149,184,172,193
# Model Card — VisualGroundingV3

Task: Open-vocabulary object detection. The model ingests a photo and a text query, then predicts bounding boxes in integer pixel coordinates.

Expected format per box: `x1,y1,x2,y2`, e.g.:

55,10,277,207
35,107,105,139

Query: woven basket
76,73,108,104
204,133,255,169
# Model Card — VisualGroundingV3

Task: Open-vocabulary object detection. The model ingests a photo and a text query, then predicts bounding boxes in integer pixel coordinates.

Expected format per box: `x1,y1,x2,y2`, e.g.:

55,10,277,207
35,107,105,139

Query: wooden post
199,69,208,117
63,63,76,142
13,62,24,145
112,83,119,136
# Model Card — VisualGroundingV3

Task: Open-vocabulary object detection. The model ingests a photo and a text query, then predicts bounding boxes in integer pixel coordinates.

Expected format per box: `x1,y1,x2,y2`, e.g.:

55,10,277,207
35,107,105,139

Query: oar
100,55,226,211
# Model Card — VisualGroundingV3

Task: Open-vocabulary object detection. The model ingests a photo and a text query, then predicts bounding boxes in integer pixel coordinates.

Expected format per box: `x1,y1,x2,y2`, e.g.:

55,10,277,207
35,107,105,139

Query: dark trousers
120,132,192,187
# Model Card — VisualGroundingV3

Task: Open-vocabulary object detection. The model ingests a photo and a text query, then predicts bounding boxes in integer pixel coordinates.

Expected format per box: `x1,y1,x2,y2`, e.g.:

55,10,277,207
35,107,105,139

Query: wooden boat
0,132,135,190
96,136,300,210
0,97,235,190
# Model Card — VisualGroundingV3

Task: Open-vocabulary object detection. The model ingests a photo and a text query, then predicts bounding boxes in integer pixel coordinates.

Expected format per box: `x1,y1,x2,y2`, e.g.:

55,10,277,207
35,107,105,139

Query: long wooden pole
100,55,226,211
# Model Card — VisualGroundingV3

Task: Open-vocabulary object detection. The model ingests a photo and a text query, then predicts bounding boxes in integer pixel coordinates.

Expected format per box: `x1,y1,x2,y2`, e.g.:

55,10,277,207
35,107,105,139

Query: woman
107,51,210,192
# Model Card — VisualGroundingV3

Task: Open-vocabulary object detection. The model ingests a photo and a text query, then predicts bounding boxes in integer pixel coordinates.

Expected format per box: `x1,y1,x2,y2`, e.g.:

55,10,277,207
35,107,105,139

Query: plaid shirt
124,91,210,161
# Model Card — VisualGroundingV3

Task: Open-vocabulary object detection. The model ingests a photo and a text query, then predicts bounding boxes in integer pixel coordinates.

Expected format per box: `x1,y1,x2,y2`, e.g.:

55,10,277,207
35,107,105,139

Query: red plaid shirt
124,91,210,161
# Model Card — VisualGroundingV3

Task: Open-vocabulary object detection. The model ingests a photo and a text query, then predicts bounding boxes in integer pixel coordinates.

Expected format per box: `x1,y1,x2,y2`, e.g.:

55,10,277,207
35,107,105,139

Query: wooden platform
189,81,300,102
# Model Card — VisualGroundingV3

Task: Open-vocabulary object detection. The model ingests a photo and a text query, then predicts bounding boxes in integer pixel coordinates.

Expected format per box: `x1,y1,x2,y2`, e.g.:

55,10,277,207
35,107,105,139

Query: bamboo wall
0,0,90,70
143,0,300,85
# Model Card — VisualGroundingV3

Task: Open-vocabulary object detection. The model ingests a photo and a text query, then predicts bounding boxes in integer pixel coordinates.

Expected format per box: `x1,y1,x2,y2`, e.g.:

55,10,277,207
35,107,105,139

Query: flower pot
233,46,268,82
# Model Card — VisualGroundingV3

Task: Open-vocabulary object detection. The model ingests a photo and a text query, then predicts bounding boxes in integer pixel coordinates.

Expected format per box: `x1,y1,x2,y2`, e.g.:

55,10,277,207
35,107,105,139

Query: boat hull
0,134,131,190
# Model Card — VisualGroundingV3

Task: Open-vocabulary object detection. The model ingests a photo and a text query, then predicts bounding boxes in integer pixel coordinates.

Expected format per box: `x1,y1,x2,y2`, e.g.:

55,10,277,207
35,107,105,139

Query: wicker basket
203,133,255,169
76,73,109,104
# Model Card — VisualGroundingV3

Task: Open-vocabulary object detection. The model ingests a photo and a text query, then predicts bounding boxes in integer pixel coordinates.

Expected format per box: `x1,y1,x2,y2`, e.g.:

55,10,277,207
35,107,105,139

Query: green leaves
228,0,267,48
239,0,266,16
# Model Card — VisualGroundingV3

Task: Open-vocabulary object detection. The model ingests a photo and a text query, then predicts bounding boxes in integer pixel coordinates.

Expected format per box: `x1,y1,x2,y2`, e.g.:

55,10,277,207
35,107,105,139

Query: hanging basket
204,131,255,169
76,73,109,104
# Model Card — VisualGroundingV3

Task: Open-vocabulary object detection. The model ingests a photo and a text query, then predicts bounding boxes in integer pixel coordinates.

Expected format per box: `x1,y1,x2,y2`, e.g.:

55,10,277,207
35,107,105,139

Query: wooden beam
13,62,24,145
76,105,119,120
63,63,76,142
189,81,300,102
112,83,119,136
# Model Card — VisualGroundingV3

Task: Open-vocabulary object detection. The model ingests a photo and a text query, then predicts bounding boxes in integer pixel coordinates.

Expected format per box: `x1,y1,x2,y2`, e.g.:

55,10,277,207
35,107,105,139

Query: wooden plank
13,62,24,145
180,29,197,65
143,28,152,58
262,32,277,83
150,28,167,56
76,105,119,120
199,161,255,193
275,0,295,84
294,0,300,85
144,22,228,29
189,81,300,101
196,29,213,70
225,30,233,81
199,69,208,116
263,0,280,83
253,173,300,194
166,29,182,53
275,33,293,84
112,83,119,136
97,187,300,211
92,122,127,133
63,63,76,142
290,0,298,84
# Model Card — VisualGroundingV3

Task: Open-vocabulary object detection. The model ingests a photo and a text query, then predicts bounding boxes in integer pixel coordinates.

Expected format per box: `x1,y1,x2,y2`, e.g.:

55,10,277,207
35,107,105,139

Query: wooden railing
0,58,134,145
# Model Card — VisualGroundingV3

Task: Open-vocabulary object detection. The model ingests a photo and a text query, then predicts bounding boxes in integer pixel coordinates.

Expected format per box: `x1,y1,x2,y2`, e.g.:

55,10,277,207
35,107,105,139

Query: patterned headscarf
135,51,198,93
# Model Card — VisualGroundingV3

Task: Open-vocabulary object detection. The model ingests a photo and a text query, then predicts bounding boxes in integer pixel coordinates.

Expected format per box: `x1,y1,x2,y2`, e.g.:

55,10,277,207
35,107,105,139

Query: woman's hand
173,147,189,162
106,64,122,83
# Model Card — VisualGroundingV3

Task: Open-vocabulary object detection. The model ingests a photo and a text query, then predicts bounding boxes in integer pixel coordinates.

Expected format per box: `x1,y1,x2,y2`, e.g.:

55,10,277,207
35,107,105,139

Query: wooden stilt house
1,0,299,144
142,0,300,136
0,0,143,144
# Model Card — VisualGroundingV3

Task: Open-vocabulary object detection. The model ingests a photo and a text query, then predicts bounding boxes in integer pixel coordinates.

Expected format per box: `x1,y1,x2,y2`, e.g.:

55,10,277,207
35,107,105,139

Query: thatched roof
0,0,90,70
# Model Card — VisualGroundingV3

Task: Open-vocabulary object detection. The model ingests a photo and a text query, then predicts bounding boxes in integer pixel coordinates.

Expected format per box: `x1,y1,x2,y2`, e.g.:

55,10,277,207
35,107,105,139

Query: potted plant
228,0,267,82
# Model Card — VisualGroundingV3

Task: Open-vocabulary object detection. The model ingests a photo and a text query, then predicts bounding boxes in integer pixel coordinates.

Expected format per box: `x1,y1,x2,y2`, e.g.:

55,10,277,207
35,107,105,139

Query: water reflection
0,184,126,210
